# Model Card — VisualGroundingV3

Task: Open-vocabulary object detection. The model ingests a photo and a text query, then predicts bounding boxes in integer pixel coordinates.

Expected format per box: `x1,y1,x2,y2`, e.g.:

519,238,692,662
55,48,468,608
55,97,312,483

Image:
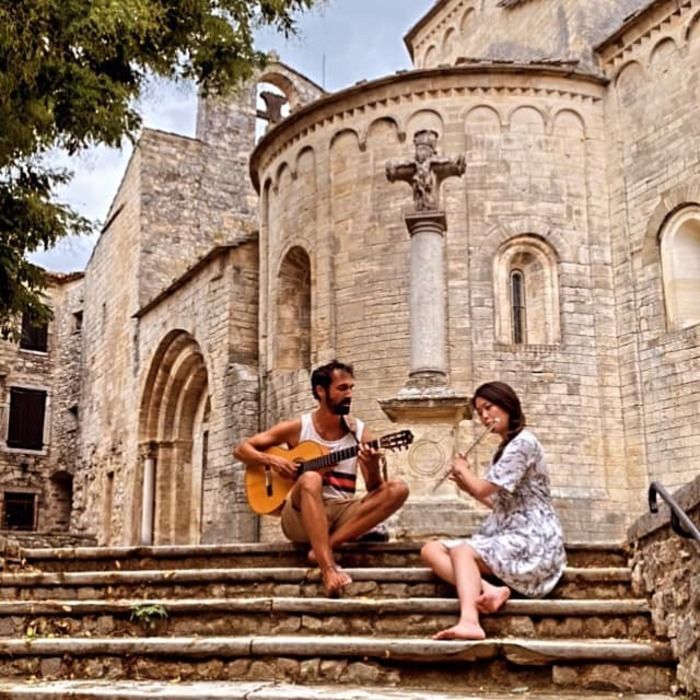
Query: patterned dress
443,429,566,597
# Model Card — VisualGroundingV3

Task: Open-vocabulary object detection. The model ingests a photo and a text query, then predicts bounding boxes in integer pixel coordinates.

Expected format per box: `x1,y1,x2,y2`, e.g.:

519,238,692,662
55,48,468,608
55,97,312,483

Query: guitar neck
301,438,379,473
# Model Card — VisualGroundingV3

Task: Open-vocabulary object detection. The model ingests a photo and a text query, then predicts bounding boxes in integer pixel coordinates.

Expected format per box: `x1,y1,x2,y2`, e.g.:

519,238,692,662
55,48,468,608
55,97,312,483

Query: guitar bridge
264,466,273,497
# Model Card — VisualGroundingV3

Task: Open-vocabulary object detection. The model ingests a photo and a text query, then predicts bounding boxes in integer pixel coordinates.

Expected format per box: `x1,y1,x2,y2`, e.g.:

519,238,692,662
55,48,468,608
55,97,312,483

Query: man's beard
330,399,351,415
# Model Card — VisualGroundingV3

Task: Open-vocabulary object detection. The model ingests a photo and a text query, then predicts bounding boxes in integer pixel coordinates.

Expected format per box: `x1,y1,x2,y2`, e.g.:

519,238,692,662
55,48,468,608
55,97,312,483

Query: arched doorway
137,330,210,545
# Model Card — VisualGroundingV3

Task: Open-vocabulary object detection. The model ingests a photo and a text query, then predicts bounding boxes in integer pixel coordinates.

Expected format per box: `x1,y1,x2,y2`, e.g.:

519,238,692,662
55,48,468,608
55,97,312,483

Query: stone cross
386,130,466,211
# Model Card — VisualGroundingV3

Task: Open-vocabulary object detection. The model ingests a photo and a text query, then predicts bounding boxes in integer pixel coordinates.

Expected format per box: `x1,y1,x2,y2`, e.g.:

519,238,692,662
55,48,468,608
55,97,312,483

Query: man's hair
310,359,354,401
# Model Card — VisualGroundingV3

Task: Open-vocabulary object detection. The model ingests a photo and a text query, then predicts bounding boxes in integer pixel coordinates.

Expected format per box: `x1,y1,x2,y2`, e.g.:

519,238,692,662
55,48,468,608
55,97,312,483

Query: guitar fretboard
300,438,381,473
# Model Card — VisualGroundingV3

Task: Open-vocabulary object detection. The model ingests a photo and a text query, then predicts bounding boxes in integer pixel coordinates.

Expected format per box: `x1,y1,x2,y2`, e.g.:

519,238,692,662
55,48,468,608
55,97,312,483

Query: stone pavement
0,680,677,699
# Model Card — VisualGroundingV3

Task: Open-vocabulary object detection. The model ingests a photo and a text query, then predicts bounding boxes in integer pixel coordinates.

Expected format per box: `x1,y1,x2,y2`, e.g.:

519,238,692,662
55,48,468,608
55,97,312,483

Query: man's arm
357,427,383,492
233,419,301,481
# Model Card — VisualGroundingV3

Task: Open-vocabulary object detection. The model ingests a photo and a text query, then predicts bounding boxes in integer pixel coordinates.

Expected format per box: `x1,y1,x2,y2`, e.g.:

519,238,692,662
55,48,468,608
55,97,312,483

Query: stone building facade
1,0,698,546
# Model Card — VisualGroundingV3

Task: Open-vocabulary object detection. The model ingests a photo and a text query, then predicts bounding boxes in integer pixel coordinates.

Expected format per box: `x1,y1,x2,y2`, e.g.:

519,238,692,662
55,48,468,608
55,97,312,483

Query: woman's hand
448,453,473,493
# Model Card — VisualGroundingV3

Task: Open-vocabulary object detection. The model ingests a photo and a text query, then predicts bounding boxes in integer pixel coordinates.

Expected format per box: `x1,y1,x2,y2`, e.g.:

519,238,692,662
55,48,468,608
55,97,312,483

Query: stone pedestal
379,390,489,538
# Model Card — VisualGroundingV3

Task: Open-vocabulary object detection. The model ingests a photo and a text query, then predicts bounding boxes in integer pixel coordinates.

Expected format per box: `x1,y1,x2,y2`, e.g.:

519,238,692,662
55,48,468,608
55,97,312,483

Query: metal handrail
648,481,700,543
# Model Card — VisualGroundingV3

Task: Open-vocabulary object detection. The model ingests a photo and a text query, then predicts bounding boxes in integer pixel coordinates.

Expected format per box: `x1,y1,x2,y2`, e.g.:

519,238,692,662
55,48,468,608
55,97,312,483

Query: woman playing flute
421,381,566,640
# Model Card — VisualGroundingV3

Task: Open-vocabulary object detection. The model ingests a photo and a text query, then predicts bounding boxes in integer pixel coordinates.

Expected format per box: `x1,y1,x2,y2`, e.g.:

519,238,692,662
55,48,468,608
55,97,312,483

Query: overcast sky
30,0,430,273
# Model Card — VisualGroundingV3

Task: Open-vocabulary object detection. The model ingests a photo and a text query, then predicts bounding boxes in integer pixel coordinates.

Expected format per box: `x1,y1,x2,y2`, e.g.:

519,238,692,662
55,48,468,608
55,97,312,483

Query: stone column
140,451,156,546
381,131,477,538
405,211,448,390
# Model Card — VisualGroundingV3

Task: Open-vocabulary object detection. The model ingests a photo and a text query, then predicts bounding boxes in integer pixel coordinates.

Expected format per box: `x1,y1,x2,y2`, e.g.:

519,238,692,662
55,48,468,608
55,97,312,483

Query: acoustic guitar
245,430,414,515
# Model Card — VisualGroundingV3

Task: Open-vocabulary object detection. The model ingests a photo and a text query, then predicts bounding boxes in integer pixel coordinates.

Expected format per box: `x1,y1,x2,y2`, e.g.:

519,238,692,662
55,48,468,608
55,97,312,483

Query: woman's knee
420,539,443,564
450,542,479,562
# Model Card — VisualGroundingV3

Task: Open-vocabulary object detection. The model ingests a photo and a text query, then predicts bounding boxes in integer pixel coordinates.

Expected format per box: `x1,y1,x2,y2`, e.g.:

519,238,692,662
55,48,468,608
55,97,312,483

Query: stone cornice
403,0,454,59
250,64,606,192
595,0,695,66
45,271,85,285
134,236,257,319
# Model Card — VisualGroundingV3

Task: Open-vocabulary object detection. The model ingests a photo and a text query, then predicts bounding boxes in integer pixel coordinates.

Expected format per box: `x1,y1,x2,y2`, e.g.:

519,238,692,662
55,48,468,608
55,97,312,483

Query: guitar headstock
379,430,414,452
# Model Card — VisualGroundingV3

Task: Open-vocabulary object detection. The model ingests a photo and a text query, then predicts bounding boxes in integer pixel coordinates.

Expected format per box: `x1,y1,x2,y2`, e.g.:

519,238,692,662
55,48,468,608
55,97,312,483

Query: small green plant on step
130,603,168,630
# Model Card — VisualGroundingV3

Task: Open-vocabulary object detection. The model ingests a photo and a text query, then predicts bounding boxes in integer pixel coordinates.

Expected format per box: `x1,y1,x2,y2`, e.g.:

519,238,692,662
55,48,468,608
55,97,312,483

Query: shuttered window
7,388,47,450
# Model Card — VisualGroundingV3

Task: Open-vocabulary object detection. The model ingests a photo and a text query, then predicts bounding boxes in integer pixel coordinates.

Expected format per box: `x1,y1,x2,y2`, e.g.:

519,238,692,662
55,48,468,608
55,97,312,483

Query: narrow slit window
511,269,526,344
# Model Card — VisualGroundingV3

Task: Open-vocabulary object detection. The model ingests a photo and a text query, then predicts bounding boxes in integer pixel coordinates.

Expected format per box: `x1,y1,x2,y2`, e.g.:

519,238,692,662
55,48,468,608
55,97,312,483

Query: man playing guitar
234,360,409,596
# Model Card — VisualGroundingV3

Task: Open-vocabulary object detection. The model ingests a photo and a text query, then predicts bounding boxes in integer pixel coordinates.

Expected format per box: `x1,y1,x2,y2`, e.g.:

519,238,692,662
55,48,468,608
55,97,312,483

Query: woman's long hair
471,381,526,463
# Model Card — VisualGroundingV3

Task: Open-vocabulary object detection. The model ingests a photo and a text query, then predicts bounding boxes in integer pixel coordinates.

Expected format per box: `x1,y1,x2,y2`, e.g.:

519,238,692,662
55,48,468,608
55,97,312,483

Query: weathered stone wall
406,0,645,71
21,0,700,547
74,80,262,544
252,65,627,540
73,149,143,543
0,275,83,534
628,476,700,697
600,0,700,513
44,276,84,532
134,243,260,545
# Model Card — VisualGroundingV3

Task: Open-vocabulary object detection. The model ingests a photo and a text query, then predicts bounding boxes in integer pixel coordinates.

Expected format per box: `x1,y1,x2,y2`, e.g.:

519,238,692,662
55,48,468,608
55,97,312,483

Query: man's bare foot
476,585,511,614
433,622,486,640
320,565,352,597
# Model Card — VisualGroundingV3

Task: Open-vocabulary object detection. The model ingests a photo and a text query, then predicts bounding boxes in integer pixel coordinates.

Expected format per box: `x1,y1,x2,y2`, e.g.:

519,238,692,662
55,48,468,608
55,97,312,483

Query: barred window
3,492,36,531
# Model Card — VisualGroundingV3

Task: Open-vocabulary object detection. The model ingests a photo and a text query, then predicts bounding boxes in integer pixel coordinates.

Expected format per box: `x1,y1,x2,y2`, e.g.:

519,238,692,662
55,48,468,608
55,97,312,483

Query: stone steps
0,597,654,639
0,680,676,700
19,541,628,572
0,566,633,601
0,635,675,694
0,542,674,695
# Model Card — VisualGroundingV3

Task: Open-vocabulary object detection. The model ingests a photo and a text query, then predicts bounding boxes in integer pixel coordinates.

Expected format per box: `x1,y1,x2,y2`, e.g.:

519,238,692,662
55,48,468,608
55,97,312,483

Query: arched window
660,205,700,330
510,269,526,344
494,236,560,346
275,246,311,370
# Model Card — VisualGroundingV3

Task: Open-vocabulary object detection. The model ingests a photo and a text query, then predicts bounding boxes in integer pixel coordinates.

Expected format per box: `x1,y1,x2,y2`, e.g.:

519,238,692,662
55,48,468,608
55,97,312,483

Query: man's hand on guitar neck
358,438,383,491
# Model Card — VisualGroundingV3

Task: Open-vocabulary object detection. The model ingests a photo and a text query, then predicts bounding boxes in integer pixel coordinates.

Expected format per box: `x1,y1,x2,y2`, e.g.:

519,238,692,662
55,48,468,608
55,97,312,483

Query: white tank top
299,413,365,501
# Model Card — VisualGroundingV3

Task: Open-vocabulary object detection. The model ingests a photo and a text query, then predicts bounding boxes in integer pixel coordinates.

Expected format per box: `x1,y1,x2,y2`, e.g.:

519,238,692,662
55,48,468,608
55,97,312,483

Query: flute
431,418,499,492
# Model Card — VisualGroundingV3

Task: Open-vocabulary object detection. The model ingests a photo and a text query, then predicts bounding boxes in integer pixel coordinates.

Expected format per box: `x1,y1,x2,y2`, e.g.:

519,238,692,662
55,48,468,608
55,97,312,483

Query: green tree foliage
0,0,315,336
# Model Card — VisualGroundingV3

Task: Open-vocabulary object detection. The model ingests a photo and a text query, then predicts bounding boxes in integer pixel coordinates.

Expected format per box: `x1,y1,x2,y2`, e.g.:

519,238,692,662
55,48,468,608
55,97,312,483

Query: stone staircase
0,541,676,699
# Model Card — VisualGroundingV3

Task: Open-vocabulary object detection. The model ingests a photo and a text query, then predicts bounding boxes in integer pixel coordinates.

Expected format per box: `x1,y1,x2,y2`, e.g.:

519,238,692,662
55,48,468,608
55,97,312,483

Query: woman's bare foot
433,621,486,640
476,585,511,613
320,565,352,597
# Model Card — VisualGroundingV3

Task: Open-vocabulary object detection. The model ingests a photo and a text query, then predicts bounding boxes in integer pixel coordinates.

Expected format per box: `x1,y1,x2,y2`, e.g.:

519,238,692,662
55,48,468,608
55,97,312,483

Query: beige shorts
280,496,364,543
